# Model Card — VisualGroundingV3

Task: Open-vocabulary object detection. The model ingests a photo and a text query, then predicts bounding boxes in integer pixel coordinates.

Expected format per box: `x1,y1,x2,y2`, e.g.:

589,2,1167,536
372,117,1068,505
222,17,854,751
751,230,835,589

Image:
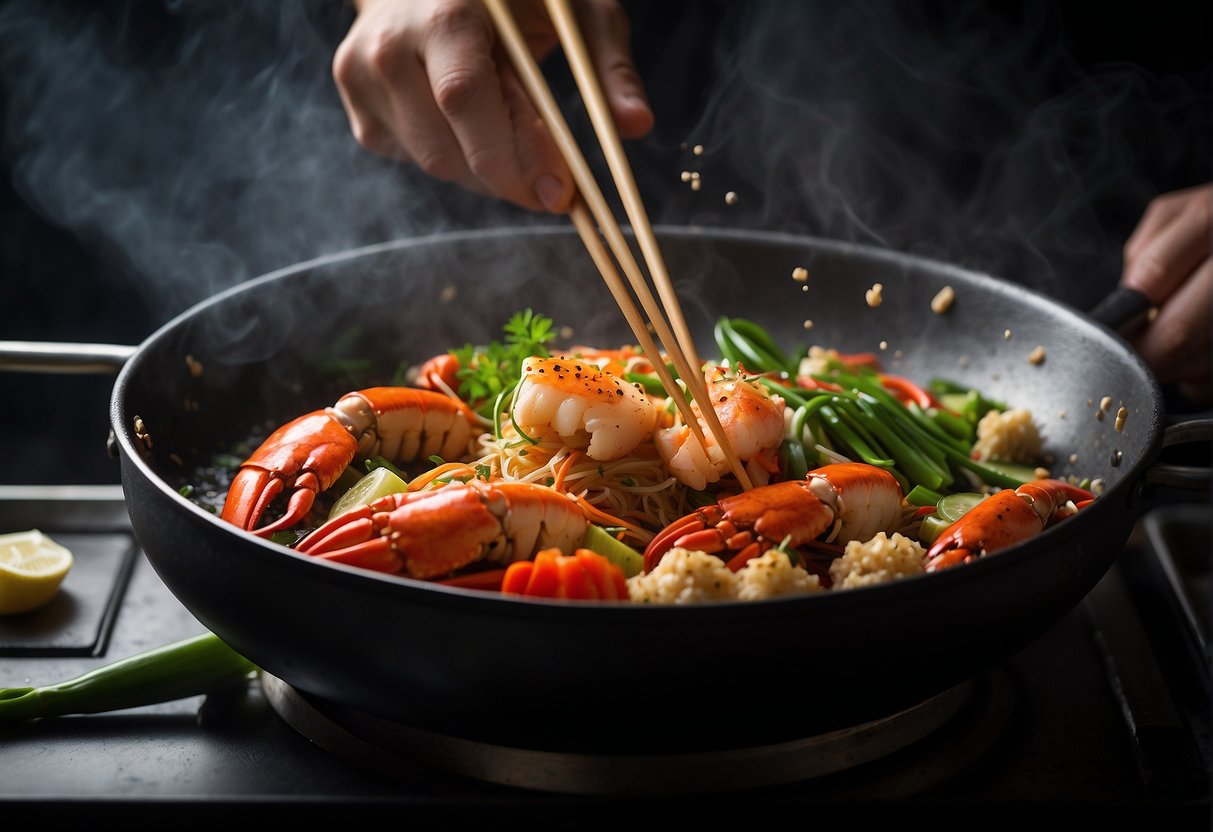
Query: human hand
1121,183,1212,402
332,0,654,213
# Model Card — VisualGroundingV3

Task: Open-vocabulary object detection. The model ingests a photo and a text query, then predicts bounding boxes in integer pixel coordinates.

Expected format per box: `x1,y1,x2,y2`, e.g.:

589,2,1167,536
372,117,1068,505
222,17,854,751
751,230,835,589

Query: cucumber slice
936,492,986,523
918,512,953,545
581,525,644,578
327,467,409,520
940,393,970,415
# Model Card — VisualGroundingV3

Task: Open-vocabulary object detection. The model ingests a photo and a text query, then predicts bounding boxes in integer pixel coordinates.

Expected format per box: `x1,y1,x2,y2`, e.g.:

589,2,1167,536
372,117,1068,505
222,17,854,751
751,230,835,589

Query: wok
3,226,1207,753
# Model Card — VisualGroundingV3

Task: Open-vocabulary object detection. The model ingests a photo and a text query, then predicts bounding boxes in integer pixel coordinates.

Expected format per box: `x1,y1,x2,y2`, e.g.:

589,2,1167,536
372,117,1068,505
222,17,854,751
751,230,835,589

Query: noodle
467,424,687,545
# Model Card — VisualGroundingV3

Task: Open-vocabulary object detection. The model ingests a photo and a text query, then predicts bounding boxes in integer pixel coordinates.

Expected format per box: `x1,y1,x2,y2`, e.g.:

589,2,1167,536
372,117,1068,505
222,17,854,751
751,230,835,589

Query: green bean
937,443,1027,489
717,318,784,373
713,318,744,367
927,405,975,442
779,438,809,481
726,318,796,374
906,484,944,507
906,402,971,454
850,397,947,491
819,405,894,470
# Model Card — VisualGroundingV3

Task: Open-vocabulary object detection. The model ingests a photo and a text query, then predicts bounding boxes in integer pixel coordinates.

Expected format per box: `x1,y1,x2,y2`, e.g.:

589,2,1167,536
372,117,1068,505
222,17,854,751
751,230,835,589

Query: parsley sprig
451,309,559,418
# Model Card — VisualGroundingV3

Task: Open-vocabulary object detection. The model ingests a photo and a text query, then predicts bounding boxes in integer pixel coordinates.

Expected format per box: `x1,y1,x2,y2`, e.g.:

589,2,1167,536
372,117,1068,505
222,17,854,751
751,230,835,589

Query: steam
641,2,1209,311
0,1,537,318
1,0,1207,325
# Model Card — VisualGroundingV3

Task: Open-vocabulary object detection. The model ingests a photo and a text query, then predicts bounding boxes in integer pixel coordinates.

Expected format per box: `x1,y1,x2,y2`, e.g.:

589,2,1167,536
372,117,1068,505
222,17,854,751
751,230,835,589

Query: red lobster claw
924,478,1095,571
221,411,359,536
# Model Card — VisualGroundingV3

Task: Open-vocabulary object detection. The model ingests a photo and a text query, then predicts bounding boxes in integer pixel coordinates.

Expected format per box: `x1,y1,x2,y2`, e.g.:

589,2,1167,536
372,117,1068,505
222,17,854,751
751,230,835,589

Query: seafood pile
211,311,1096,604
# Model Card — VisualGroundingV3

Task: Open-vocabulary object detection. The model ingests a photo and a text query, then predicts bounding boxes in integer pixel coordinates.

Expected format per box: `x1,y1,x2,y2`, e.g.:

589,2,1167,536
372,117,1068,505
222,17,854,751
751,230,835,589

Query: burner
261,670,1017,795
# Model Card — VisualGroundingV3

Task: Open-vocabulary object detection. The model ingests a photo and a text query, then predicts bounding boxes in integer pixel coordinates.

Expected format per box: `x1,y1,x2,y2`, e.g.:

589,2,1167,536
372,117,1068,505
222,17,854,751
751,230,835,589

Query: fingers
421,4,570,210
1122,184,1213,304
1128,256,1212,389
575,0,654,138
332,0,576,212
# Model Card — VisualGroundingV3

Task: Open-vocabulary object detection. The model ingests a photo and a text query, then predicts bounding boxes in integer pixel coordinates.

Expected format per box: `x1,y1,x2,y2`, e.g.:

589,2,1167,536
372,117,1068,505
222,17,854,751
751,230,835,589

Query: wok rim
109,224,1166,618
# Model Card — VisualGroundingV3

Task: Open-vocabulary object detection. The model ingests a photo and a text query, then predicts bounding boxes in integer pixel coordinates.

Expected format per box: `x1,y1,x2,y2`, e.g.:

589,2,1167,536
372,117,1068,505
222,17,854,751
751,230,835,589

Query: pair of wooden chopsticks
483,0,753,490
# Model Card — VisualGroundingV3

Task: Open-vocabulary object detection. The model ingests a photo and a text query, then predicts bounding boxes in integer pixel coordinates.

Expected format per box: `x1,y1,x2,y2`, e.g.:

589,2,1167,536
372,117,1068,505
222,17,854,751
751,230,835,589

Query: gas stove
1,485,1208,828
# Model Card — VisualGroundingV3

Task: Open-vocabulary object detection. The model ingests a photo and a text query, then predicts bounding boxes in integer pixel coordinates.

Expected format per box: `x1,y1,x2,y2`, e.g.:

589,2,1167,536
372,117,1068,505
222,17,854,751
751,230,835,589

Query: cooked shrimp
655,369,786,490
512,355,658,461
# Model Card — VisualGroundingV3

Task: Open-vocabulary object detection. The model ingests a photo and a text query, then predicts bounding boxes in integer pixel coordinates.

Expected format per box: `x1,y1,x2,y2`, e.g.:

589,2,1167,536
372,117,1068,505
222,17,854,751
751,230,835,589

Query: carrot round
524,549,562,597
500,562,534,594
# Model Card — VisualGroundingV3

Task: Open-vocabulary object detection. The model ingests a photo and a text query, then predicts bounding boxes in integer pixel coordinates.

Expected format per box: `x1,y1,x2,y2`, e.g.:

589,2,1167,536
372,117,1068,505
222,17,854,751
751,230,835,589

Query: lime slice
936,492,987,524
0,530,74,615
328,467,410,520
581,525,644,578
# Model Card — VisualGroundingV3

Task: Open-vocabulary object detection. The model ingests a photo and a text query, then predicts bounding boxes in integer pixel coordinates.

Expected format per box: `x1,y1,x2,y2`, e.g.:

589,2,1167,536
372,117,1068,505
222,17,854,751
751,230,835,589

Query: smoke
634,1,1210,311
0,0,539,319
1,0,1208,324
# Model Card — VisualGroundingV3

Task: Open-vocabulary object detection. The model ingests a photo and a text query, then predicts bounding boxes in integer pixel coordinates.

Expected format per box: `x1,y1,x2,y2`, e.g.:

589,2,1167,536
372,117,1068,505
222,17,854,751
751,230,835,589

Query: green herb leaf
453,309,558,409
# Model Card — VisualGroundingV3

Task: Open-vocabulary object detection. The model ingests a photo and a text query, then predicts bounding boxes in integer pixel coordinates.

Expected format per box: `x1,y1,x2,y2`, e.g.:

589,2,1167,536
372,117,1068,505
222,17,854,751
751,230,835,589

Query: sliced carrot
501,561,534,594
834,351,882,370
556,555,598,600
796,375,842,392
438,568,507,591
574,549,624,600
552,450,583,493
524,549,562,597
879,374,945,410
407,462,476,491
568,496,648,538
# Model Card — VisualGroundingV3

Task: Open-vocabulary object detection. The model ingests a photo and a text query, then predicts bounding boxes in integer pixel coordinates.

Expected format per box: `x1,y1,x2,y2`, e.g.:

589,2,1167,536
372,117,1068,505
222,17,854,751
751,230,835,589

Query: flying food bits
692,144,704,156
1099,396,1113,412
1027,345,1046,365
724,191,738,206
440,285,458,303
865,283,884,308
1115,407,1128,432
879,340,888,351
792,266,809,283
185,355,204,378
1004,329,1013,340
930,285,955,314
803,320,814,330
680,171,692,182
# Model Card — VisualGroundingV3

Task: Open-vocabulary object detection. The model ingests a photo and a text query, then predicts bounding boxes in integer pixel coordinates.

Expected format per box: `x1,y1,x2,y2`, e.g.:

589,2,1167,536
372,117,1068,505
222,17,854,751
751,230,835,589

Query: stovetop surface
0,487,1208,827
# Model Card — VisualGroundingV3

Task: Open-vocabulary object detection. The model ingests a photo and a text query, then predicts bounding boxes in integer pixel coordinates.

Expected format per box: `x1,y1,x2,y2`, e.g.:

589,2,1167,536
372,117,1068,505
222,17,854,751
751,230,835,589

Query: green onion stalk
0,632,257,722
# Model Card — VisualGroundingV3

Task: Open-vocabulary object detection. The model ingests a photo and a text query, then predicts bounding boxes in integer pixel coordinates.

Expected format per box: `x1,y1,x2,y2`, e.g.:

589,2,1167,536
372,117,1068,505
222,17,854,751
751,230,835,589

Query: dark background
1,0,1209,484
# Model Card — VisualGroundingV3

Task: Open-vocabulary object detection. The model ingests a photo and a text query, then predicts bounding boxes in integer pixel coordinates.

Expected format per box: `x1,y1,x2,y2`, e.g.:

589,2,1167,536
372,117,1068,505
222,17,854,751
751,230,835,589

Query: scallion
0,632,257,723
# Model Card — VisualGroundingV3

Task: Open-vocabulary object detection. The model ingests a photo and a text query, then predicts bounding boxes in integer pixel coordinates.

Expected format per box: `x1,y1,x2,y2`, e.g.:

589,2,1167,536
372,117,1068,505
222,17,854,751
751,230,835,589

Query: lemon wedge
327,467,409,520
0,530,74,615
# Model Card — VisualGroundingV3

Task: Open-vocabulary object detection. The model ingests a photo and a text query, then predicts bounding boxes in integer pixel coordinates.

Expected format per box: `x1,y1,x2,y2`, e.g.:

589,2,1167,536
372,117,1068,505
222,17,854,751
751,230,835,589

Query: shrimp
511,355,658,461
655,368,786,490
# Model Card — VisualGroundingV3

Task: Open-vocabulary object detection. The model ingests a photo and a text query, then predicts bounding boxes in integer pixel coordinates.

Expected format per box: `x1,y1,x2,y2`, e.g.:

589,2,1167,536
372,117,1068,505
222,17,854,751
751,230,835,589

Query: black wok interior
112,227,1165,751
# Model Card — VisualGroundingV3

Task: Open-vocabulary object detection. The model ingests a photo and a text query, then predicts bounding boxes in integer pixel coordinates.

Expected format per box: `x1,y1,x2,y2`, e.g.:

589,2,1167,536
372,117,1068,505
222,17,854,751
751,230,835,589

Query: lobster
924,478,1095,571
643,462,905,572
293,479,589,580
220,387,475,536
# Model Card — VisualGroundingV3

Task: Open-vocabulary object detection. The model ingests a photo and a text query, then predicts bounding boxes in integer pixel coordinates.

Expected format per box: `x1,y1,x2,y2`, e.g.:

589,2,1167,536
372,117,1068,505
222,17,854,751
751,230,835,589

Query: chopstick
483,0,753,490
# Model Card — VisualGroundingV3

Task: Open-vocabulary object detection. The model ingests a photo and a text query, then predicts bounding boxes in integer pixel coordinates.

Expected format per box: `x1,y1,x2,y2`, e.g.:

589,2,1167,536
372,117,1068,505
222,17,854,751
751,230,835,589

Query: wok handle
1087,286,1152,336
0,341,136,374
1142,417,1213,491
